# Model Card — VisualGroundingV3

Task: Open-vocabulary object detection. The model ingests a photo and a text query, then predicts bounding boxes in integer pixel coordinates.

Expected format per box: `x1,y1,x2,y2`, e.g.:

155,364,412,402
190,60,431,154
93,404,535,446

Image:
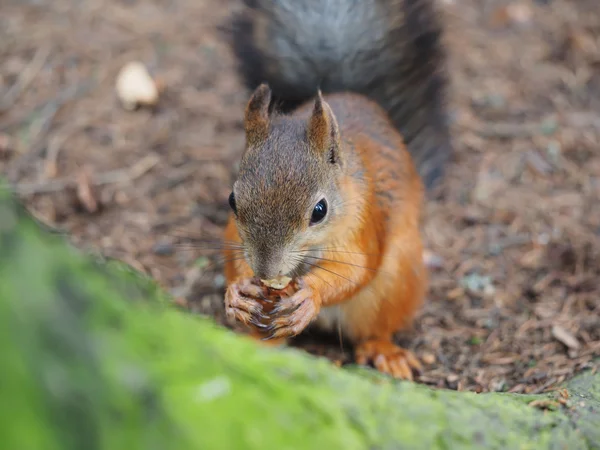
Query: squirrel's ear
307,91,341,164
244,83,272,147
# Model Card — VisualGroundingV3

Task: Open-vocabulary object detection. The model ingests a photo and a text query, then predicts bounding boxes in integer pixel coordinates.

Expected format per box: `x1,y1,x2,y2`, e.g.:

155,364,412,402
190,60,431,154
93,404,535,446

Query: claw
260,296,273,304
264,322,277,334
226,278,274,333
270,305,283,317
271,300,300,317
249,317,268,329
261,331,277,341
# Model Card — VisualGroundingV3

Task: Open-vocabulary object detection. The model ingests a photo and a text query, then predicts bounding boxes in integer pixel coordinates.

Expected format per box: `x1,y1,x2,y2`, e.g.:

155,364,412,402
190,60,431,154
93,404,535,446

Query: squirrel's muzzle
248,245,297,280
251,256,285,280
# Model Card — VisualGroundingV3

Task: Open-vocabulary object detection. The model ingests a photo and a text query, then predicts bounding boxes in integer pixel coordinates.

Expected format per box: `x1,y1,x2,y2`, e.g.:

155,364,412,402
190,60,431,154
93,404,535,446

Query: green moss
0,185,598,450
560,371,600,449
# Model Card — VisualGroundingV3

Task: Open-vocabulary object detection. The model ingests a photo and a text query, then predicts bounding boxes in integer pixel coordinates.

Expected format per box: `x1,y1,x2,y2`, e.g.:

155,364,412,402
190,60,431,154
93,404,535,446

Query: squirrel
220,0,451,380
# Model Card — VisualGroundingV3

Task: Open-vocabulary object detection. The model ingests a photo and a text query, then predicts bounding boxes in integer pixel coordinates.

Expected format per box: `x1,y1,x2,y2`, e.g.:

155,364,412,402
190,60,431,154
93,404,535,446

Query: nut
260,276,292,290
115,61,159,110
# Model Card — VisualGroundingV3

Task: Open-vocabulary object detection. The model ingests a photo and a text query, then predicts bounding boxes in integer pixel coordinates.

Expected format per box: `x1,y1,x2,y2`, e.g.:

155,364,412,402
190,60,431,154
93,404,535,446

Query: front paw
264,282,321,340
225,278,269,329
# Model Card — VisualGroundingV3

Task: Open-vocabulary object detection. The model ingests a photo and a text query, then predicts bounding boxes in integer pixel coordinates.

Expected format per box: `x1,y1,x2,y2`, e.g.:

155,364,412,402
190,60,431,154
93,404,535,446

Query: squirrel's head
229,84,347,279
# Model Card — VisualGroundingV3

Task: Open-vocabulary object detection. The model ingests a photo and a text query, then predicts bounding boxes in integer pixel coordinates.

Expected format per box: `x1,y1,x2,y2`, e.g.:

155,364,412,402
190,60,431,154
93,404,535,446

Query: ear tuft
307,91,341,164
244,83,272,147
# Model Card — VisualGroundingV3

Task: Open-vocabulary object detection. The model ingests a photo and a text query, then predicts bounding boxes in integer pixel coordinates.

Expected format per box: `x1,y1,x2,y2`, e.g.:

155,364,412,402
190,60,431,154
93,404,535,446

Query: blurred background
0,0,598,394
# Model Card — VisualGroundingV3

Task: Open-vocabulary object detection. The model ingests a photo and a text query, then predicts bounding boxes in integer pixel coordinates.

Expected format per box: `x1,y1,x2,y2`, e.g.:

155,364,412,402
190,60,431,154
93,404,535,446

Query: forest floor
1,0,599,393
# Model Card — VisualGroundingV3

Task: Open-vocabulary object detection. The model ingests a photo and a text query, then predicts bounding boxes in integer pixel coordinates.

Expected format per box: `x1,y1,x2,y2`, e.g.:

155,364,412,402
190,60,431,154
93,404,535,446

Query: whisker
301,254,384,274
163,234,244,250
192,255,248,287
169,238,244,247
217,256,247,266
295,248,382,257
171,244,245,252
337,308,344,354
297,260,347,354
291,255,333,289
307,271,333,289
160,230,244,247
300,269,345,351
92,247,174,273
165,227,233,238
302,260,375,294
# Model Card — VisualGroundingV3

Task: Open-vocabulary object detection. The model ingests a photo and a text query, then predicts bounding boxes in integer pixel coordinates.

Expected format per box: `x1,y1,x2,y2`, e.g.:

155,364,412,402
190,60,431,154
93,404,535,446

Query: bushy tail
227,0,452,190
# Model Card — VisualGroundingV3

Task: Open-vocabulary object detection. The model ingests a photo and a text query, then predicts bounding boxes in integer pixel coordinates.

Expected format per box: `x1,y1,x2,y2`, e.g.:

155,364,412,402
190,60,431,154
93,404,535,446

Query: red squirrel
221,0,451,380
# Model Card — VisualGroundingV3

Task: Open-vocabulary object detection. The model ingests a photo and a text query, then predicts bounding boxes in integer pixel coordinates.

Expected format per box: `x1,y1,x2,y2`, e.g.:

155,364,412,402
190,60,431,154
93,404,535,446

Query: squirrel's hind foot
355,339,423,381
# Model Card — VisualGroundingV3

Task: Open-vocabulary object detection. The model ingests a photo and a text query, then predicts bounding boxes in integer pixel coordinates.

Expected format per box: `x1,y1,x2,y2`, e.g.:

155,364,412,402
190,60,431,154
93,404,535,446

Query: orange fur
224,91,427,380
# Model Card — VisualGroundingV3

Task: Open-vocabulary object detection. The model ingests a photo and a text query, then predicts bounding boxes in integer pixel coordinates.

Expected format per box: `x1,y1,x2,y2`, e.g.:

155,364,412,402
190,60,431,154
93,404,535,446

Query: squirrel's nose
252,259,277,280
251,252,286,280
254,269,281,280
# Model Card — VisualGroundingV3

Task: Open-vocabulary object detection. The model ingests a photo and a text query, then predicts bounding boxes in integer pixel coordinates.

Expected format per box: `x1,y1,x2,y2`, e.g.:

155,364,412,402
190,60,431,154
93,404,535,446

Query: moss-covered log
0,186,598,450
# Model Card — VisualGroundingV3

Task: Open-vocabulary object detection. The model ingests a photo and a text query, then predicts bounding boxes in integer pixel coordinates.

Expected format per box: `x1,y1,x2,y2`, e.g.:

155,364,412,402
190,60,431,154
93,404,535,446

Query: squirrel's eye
310,199,328,225
228,192,237,213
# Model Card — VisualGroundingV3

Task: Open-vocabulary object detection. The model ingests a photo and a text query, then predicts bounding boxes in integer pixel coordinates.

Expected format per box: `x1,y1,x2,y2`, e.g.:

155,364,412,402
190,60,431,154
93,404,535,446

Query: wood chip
558,388,570,399
422,352,436,365
423,250,445,270
528,399,560,410
525,150,553,176
447,374,460,383
552,325,581,350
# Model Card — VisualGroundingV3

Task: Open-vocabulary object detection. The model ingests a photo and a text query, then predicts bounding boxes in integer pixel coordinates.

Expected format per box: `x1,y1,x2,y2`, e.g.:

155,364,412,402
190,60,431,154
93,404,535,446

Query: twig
44,107,111,178
0,77,100,132
146,163,201,197
44,131,76,179
6,81,95,182
25,100,61,152
0,45,52,114
28,82,94,152
6,154,160,196
474,123,538,138
529,378,559,395
0,98,59,132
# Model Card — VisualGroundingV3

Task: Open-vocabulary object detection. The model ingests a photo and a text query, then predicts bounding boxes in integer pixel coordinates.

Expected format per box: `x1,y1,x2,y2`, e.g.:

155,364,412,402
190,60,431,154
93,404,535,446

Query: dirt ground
1,0,599,394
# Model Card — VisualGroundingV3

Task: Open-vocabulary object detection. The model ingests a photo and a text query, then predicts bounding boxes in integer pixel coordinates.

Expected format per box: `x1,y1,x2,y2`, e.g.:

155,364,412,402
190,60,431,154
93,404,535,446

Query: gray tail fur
226,0,452,191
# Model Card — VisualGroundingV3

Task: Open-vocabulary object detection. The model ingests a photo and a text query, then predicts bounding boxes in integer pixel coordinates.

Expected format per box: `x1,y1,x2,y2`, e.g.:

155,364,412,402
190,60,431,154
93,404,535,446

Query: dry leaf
558,388,570,399
528,399,560,410
569,31,598,58
489,3,532,29
173,297,189,308
423,250,444,269
447,287,465,300
519,248,544,268
525,150,552,176
506,3,532,25
45,160,58,178
447,374,460,383
76,168,99,213
0,133,12,159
